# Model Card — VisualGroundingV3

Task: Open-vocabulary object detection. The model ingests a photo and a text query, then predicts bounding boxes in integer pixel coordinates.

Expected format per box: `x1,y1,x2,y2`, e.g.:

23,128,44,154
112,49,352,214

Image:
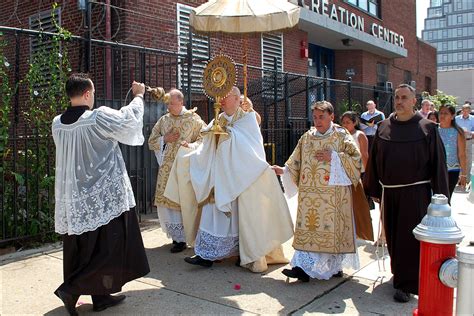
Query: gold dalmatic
286,127,361,254
148,109,205,210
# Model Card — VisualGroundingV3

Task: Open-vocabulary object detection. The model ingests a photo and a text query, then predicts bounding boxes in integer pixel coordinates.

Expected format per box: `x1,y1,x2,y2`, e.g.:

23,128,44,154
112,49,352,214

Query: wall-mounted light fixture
342,38,353,47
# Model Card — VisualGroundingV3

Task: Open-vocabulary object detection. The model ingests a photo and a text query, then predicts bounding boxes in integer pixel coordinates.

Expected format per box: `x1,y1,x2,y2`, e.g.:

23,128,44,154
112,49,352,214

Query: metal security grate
29,8,61,57
177,3,209,93
261,33,284,100
28,8,61,91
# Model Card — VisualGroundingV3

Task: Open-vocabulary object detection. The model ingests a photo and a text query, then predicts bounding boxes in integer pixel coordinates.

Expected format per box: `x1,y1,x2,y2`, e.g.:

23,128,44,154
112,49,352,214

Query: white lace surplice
52,97,144,235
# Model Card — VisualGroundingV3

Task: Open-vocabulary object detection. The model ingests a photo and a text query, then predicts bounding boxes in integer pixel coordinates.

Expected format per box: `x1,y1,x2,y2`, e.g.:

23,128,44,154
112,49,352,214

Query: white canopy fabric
190,0,300,34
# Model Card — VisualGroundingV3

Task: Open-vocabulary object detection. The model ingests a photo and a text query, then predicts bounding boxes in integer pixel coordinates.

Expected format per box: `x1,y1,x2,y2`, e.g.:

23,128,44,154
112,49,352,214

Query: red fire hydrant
412,194,464,316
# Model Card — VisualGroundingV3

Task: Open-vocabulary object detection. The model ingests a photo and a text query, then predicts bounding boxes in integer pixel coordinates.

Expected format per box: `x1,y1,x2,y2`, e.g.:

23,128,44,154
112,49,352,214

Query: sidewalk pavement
1,191,472,315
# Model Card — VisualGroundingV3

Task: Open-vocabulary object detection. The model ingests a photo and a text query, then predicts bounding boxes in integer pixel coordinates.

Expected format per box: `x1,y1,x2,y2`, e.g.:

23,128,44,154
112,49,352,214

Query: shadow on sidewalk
296,277,418,315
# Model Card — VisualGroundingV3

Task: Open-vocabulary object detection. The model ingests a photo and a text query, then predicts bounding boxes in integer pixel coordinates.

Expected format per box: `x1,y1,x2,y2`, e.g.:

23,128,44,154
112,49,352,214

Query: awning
299,8,407,58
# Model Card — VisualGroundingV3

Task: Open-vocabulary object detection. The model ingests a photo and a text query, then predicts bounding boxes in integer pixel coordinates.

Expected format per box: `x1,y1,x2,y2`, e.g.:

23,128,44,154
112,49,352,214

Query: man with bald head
364,84,449,303
148,88,206,253
360,100,385,151
165,86,293,273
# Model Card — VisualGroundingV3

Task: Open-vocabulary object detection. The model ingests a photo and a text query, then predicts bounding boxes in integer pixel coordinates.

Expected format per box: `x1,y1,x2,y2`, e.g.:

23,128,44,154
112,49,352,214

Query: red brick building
1,0,436,94
0,0,440,228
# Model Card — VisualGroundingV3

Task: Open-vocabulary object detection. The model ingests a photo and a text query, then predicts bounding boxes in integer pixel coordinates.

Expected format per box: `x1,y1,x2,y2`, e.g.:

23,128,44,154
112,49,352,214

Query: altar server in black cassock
52,74,150,315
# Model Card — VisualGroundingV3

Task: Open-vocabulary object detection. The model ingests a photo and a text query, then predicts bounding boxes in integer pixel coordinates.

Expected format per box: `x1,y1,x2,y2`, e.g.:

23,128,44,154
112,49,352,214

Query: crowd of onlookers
342,99,473,198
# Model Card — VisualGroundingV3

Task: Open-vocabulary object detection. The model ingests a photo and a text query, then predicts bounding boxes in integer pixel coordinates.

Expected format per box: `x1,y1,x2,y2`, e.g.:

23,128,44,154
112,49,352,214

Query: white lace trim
194,229,239,261
291,250,360,280
329,151,352,186
55,167,136,235
164,223,186,242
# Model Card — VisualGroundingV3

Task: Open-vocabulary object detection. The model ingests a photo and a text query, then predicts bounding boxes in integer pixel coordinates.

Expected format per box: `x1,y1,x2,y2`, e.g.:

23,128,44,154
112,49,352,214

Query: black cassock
56,106,150,296
364,113,449,294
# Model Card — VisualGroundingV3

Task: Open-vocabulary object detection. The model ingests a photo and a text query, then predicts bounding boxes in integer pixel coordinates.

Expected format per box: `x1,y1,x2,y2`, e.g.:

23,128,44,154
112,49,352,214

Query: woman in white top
341,111,369,172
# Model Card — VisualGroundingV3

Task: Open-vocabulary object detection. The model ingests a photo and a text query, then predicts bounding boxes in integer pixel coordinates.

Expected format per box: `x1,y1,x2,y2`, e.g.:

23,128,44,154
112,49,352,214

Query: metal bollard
455,247,474,315
412,194,464,316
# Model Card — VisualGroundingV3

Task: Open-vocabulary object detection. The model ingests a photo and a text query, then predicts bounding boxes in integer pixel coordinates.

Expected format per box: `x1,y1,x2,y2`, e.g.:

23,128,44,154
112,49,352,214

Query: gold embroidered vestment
148,109,205,210
286,127,361,254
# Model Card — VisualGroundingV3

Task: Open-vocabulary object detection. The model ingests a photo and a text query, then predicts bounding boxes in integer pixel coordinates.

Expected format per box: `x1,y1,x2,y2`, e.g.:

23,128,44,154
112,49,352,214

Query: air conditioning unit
410,80,416,89
385,81,393,91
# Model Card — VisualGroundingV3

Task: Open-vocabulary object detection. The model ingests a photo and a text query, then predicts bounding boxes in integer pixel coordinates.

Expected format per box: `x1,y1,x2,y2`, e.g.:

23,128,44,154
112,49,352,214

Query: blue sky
417,0,430,37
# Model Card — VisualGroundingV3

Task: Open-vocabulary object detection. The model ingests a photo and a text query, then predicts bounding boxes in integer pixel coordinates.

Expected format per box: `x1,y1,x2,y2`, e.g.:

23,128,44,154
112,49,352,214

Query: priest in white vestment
272,101,361,282
165,86,294,272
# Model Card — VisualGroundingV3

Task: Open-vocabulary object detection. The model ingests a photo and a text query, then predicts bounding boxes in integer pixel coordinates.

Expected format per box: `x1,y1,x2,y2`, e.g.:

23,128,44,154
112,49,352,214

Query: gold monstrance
202,54,236,135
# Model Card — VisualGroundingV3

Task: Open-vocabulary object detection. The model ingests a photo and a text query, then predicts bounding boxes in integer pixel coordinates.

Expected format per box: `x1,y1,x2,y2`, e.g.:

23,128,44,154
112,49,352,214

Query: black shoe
282,267,310,282
170,242,187,253
235,256,241,267
332,270,343,278
92,294,126,312
393,289,411,303
54,289,79,316
184,255,213,267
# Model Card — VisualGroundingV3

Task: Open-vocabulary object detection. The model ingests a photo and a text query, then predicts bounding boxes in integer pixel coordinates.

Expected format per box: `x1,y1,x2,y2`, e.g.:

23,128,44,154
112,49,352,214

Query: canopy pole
243,34,248,102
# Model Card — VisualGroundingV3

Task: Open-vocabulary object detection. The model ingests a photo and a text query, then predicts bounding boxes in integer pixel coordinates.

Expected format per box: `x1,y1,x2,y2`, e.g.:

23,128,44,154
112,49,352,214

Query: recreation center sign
311,0,405,48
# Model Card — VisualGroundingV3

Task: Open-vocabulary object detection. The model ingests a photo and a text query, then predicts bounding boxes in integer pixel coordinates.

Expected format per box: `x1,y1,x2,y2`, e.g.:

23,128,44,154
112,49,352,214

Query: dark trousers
447,170,460,203
57,210,150,296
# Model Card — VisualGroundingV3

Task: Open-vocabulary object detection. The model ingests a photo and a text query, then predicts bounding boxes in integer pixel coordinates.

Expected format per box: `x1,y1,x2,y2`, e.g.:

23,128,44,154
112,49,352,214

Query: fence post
186,33,193,109
305,76,311,129
348,77,352,111
13,31,21,239
273,56,278,128
14,32,20,125
284,73,290,123
323,65,327,100
139,50,146,84
84,0,92,73
284,73,291,162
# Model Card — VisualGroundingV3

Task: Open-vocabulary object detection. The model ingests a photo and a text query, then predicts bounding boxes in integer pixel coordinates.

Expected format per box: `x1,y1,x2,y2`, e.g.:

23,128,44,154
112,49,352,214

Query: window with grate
29,8,61,90
177,3,210,93
29,8,61,56
376,63,388,87
425,77,432,95
404,70,412,84
261,33,284,100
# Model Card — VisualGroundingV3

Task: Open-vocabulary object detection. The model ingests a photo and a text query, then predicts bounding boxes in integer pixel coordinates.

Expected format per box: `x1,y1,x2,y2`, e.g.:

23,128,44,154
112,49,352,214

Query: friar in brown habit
364,83,449,303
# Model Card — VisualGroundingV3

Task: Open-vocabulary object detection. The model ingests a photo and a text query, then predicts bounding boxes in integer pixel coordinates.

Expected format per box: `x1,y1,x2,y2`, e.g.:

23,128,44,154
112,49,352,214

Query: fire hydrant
438,246,474,315
412,194,464,316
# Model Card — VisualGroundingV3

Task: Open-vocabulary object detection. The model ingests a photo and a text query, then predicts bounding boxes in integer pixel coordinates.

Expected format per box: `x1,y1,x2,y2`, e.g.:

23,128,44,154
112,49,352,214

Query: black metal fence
0,26,393,246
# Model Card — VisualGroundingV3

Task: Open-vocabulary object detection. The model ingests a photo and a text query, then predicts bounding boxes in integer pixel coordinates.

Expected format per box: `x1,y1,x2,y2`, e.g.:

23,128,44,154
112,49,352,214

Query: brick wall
301,0,437,93
1,0,437,101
